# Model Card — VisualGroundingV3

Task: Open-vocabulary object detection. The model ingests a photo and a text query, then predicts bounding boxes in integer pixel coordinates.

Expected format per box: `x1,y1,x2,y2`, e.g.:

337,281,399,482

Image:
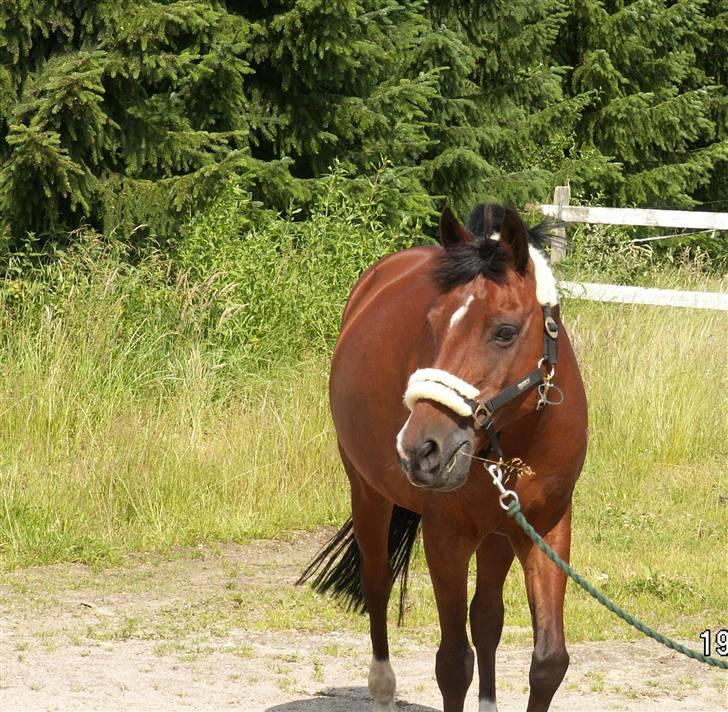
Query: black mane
435,203,551,290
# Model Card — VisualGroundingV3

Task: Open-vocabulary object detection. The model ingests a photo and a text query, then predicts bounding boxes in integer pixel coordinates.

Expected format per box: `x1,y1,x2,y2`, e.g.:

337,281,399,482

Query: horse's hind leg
513,504,573,712
343,454,397,711
470,533,515,712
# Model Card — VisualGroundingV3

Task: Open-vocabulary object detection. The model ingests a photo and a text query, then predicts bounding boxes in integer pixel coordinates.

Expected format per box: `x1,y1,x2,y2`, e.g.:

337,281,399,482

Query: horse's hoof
372,704,396,712
369,657,396,711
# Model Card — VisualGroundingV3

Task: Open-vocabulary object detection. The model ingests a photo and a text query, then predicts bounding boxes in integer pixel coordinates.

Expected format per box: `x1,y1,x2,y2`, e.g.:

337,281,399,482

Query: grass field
0,247,726,644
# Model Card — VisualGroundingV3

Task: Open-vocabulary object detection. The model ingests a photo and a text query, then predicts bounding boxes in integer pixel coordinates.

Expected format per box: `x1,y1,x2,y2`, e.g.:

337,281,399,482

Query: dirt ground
1,532,725,712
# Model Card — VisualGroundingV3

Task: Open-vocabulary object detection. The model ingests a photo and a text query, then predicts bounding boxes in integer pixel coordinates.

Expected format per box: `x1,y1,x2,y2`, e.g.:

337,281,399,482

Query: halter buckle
473,401,493,427
544,316,559,339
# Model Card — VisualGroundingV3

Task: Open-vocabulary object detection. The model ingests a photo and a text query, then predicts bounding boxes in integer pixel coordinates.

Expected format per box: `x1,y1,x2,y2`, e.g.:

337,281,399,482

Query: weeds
555,222,728,289
175,170,422,368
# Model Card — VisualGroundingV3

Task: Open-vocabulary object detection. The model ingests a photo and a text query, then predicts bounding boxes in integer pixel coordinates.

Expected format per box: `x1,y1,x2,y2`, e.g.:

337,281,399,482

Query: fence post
550,185,570,263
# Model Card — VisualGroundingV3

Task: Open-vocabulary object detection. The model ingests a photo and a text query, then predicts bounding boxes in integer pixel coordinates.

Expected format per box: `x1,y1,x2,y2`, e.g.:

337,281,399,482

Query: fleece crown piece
528,245,559,307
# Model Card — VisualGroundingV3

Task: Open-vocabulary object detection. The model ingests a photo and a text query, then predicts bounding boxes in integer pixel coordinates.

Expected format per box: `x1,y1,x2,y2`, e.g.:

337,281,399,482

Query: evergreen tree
0,1,444,249
693,0,728,208
420,1,605,212
555,0,728,207
0,1,272,248
241,0,442,221
3,1,724,250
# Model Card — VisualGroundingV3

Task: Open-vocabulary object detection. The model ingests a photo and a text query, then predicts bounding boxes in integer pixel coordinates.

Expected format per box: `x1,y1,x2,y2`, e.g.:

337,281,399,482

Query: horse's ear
499,207,530,272
439,207,473,247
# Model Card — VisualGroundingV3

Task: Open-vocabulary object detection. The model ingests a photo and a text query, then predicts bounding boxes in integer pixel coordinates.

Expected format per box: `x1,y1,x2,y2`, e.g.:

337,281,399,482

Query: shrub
176,167,427,368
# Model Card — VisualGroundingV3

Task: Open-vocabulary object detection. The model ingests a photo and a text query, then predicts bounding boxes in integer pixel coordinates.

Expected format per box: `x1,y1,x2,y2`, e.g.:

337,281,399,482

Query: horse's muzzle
398,437,471,491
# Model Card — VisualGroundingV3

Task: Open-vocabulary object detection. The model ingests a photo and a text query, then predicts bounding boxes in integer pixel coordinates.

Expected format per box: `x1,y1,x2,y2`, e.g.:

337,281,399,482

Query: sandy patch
1,535,725,711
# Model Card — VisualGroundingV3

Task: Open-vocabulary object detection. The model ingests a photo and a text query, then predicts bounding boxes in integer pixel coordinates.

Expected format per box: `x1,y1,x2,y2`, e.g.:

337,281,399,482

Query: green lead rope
506,500,728,670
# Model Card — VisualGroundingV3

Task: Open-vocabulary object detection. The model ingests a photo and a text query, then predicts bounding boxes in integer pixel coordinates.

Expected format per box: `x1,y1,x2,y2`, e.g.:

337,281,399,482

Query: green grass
0,233,726,644
0,353,346,567
557,297,727,641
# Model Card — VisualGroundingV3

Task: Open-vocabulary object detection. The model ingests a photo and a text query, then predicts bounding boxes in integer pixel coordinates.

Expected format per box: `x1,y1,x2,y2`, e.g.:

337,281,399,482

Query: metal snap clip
537,382,564,408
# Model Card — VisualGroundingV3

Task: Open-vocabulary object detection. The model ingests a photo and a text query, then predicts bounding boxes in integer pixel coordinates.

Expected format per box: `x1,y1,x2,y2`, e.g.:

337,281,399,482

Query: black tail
297,505,421,625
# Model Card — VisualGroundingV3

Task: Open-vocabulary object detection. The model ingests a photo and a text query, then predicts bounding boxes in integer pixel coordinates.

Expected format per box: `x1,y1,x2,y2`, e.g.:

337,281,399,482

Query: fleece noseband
404,368,479,417
403,305,560,458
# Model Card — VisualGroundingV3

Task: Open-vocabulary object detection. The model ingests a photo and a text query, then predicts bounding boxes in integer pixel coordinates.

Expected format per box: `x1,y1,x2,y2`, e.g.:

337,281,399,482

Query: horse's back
339,246,439,330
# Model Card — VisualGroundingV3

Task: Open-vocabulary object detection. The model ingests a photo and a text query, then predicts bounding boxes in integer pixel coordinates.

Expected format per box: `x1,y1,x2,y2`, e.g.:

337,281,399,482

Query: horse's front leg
512,503,573,712
423,514,478,712
470,532,515,712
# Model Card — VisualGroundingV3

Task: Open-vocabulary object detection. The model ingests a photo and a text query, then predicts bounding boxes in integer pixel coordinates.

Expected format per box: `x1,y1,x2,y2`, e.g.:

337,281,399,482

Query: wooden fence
528,186,728,311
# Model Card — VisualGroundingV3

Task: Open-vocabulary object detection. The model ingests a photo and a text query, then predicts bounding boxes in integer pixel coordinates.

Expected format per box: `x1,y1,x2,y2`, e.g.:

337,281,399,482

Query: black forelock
434,239,510,290
435,203,554,290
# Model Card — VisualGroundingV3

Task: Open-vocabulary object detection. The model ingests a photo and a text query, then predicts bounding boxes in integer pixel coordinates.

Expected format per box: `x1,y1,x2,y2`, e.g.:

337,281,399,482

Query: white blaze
449,294,475,329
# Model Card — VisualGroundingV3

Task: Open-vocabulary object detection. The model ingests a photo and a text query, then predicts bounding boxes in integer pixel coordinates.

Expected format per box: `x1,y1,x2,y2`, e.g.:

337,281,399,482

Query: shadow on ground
266,686,439,711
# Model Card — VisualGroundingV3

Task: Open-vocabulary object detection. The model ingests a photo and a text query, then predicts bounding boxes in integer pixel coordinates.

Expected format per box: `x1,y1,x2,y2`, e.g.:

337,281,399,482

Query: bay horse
300,204,588,711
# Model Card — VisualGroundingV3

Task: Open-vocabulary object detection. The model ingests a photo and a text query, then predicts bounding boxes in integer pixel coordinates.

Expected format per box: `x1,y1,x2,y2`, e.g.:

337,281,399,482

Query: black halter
470,305,560,459
402,305,562,459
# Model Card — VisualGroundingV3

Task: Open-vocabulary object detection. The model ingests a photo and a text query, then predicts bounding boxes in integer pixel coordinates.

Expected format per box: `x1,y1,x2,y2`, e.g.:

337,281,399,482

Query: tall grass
0,204,725,642
0,247,348,567
1,178,421,567
559,298,727,638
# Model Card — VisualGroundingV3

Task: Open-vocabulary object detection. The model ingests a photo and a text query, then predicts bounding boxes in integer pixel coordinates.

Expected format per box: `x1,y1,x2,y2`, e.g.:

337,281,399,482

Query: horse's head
396,204,559,491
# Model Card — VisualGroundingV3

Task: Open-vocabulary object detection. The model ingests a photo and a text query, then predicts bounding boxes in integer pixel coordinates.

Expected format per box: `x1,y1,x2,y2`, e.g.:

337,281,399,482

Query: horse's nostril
414,439,440,471
418,439,437,458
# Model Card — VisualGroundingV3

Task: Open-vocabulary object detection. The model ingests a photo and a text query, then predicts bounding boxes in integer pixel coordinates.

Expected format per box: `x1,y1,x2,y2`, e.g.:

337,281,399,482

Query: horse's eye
494,325,518,344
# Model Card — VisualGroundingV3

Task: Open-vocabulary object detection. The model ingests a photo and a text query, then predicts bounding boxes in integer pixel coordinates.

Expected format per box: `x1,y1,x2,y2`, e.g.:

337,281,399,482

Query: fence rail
529,186,727,311
537,205,728,231
558,281,728,311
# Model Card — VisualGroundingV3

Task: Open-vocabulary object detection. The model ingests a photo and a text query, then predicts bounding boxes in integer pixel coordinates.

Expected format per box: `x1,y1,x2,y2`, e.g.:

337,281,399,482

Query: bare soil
1,532,725,711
